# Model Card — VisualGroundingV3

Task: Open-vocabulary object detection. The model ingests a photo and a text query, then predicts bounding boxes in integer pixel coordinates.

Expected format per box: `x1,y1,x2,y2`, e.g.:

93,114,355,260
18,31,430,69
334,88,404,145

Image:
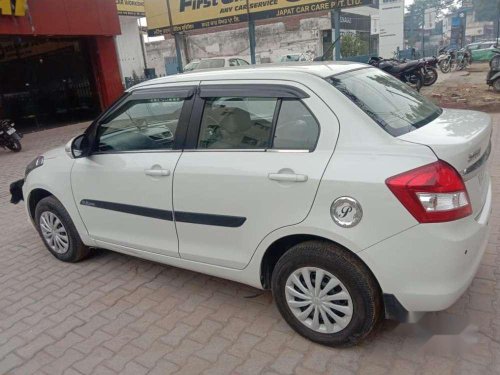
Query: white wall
116,16,145,81
378,0,404,58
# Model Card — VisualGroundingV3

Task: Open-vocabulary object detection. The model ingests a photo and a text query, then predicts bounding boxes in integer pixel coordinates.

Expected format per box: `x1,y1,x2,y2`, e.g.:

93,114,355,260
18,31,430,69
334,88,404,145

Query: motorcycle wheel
405,72,423,92
494,79,500,93
439,61,450,73
6,138,22,152
423,67,438,86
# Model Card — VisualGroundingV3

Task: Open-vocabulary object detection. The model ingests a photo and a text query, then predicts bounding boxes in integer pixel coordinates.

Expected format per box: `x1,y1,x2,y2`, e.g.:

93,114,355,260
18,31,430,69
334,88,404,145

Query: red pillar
90,36,124,110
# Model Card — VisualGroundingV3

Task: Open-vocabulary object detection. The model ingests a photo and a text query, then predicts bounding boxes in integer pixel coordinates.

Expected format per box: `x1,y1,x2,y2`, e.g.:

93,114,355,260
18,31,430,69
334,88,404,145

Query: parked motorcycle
455,48,471,71
487,52,500,92
0,119,22,152
421,56,438,86
438,49,456,73
368,56,425,91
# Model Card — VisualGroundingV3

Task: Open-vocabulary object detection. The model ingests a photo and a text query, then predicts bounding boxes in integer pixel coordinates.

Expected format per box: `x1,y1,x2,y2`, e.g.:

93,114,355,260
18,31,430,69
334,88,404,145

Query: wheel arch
27,188,55,222
259,234,382,294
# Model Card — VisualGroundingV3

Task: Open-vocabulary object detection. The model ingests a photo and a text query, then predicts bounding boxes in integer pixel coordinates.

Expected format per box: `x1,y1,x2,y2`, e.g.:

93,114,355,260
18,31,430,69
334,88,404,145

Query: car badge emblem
331,197,363,228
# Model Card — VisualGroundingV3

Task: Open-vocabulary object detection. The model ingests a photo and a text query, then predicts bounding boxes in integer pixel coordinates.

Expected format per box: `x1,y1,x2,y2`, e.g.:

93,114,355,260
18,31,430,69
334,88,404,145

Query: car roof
131,61,368,91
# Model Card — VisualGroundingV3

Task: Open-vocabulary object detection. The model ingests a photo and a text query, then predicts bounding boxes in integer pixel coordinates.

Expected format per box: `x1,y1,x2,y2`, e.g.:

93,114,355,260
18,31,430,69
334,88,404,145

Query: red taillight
385,160,472,223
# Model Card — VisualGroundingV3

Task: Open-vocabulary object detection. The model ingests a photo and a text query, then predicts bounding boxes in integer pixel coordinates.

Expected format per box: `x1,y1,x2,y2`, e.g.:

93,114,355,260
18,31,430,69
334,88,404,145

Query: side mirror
65,134,90,159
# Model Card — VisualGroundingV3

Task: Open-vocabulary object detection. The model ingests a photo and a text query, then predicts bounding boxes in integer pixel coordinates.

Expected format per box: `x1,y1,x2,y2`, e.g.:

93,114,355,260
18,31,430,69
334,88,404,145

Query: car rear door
71,84,196,257
172,80,339,269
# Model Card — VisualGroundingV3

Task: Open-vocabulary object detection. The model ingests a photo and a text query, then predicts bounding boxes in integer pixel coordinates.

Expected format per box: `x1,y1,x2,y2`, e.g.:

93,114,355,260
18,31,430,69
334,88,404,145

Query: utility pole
165,0,183,73
421,8,425,58
246,0,256,64
330,9,341,61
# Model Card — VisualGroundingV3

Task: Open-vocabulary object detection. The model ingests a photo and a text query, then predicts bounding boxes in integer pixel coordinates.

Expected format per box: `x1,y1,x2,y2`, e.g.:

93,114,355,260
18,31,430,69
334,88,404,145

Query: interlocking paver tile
1,117,500,374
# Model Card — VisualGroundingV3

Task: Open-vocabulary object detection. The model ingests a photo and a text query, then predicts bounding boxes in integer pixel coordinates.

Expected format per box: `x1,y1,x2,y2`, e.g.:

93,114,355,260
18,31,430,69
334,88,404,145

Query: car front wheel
271,240,382,347
35,196,90,262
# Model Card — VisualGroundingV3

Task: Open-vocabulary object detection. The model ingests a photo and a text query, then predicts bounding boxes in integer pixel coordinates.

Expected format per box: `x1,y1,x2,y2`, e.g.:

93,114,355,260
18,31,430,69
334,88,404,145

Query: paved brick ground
1,117,500,375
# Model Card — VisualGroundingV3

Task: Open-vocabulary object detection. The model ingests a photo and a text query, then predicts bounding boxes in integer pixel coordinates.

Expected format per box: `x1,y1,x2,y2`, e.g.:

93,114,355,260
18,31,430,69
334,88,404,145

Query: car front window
327,68,442,137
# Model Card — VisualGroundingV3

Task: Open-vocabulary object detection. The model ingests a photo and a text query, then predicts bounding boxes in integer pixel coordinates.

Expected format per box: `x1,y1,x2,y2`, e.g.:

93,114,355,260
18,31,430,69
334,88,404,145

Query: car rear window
327,68,442,137
198,59,225,69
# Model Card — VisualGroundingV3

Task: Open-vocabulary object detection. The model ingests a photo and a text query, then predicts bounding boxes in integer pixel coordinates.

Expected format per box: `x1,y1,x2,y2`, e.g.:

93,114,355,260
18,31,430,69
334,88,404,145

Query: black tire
6,138,21,152
405,72,423,92
493,79,500,93
423,67,438,86
271,240,382,347
35,196,90,262
439,60,450,73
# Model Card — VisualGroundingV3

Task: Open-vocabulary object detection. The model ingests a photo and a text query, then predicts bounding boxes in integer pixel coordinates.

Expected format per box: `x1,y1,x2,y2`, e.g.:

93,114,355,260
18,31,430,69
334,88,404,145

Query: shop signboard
0,0,26,16
146,0,374,36
116,0,146,16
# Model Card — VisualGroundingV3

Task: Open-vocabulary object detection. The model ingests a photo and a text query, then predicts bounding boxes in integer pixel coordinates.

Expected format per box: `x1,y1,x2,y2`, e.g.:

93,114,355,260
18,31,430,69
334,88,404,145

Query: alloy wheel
285,267,353,334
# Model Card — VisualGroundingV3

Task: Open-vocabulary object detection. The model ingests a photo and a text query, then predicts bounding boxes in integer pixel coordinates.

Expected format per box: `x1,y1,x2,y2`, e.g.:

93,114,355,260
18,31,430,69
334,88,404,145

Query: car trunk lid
399,108,492,217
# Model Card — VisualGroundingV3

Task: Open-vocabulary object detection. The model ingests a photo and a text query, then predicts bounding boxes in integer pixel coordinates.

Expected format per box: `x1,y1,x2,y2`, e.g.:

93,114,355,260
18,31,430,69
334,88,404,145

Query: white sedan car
12,62,491,346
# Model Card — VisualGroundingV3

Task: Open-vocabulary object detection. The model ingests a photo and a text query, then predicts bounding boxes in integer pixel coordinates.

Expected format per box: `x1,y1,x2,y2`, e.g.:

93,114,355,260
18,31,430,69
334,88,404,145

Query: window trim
88,86,196,155
199,84,309,99
271,97,320,152
184,84,319,153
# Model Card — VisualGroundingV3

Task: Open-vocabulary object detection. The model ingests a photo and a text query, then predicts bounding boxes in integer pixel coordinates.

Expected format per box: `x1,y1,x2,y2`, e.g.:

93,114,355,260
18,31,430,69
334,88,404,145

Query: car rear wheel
271,240,382,347
35,196,90,262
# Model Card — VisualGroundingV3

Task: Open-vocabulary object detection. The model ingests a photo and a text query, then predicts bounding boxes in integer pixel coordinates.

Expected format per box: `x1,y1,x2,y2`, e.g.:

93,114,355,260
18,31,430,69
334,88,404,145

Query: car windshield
198,59,225,69
327,68,442,137
184,61,199,71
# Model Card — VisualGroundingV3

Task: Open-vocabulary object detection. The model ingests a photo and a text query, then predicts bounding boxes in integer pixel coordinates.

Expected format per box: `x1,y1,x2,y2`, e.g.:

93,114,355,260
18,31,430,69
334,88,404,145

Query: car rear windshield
198,59,225,69
326,68,442,136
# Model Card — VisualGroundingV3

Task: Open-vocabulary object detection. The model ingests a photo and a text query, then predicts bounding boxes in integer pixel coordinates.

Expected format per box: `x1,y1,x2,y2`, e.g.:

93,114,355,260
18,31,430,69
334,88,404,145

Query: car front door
173,81,339,269
71,84,196,257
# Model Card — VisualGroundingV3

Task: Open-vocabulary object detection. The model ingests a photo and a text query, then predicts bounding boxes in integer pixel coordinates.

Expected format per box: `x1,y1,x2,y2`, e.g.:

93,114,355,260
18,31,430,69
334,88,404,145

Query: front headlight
25,156,44,177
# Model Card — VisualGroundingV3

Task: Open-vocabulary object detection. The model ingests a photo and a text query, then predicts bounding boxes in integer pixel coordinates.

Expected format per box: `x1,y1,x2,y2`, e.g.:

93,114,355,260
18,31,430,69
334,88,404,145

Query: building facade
146,6,383,77
0,0,123,130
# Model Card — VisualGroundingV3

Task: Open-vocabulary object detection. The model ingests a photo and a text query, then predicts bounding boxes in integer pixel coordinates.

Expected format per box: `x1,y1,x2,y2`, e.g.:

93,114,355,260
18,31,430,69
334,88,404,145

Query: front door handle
268,173,308,182
145,168,171,177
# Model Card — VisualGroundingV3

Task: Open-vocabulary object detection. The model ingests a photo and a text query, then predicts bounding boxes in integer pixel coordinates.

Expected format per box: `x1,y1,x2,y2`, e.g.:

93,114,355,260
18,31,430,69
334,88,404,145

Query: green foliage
472,0,500,22
340,34,368,57
406,0,447,28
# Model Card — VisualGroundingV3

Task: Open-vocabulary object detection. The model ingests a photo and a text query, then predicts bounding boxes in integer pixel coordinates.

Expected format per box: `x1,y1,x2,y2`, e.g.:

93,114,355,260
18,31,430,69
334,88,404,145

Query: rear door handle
268,173,308,182
145,168,171,177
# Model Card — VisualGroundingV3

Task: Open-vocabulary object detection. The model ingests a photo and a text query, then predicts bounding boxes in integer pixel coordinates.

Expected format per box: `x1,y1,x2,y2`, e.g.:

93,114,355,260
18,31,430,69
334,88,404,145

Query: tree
472,0,500,22
340,34,368,57
406,0,448,29
472,0,500,44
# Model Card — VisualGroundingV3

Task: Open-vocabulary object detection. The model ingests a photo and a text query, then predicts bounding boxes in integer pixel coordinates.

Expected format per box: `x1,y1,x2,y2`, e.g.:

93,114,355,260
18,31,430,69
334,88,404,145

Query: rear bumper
359,181,491,314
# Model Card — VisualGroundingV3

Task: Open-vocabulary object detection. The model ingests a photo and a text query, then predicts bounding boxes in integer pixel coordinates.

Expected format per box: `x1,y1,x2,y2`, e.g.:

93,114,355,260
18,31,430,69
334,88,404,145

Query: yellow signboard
116,0,146,16
146,0,373,35
0,0,26,16
145,0,171,34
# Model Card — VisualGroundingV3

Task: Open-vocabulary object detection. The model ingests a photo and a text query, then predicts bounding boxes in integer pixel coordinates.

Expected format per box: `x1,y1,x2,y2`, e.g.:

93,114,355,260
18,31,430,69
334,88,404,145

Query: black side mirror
65,134,90,159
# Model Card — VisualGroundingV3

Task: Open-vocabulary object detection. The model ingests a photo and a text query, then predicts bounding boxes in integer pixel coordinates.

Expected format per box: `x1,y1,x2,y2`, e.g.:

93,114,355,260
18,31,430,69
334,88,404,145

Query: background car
279,53,311,62
466,41,500,62
183,60,199,71
188,56,250,71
